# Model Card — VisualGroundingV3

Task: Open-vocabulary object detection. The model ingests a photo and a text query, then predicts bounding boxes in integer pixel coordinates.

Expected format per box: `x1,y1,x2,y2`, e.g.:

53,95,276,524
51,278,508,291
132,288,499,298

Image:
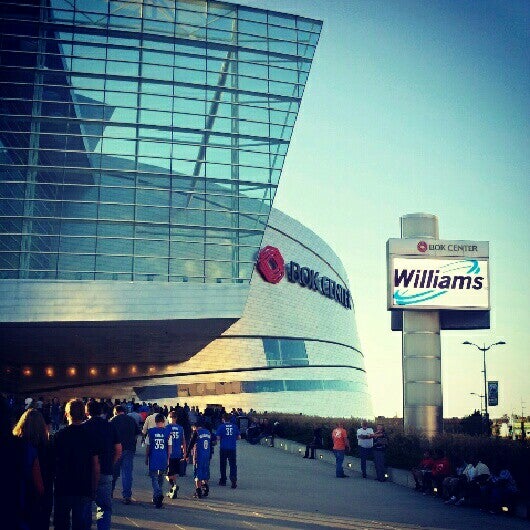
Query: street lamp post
462,341,506,418
470,392,484,413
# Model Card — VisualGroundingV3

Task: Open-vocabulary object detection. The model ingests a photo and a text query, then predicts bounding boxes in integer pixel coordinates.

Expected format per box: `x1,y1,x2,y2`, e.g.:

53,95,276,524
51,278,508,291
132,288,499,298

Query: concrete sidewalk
108,439,528,529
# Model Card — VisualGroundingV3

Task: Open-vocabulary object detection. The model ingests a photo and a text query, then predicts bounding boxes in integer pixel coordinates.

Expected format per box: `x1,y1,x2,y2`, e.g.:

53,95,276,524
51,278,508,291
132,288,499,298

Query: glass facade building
0,2,372,418
0,0,321,283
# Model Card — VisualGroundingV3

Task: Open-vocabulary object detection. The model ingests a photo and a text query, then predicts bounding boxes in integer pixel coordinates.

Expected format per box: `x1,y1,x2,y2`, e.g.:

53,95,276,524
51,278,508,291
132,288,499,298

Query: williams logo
257,246,285,284
392,259,488,307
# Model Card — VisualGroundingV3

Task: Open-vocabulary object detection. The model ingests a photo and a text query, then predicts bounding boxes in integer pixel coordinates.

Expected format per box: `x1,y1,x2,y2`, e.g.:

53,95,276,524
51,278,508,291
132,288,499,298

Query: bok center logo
417,241,428,253
257,246,285,284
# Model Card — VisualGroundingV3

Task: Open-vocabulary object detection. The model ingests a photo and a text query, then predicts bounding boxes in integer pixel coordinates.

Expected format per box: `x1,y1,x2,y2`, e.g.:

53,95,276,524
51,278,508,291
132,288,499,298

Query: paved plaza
108,440,527,530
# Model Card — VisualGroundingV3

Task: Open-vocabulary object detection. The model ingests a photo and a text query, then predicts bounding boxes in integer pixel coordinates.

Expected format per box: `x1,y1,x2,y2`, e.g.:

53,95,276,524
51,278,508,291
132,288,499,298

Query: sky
238,0,530,418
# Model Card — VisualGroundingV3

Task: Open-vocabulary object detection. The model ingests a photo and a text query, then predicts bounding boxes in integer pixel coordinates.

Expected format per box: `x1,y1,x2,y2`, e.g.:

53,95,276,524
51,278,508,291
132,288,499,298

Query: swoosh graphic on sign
439,259,480,275
393,290,448,305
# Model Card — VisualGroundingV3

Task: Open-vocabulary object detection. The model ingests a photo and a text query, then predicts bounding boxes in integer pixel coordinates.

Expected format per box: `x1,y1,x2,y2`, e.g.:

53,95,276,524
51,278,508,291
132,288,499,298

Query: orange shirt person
331,421,350,478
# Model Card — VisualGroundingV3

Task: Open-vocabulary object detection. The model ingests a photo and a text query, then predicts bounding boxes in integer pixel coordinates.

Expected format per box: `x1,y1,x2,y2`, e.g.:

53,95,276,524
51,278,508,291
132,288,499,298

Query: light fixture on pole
462,341,506,418
470,392,484,413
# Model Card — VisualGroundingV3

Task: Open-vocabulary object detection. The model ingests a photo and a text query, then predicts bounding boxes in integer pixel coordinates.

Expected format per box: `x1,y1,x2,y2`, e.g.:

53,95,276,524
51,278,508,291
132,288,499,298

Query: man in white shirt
356,420,374,479
142,406,167,443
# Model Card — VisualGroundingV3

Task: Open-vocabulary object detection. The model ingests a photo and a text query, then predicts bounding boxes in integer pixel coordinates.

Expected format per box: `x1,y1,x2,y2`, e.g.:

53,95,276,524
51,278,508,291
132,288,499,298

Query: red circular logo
257,246,285,284
417,241,428,253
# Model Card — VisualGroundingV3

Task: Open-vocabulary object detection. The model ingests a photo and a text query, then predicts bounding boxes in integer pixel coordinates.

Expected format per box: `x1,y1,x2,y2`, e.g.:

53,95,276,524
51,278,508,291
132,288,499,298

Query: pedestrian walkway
109,441,528,529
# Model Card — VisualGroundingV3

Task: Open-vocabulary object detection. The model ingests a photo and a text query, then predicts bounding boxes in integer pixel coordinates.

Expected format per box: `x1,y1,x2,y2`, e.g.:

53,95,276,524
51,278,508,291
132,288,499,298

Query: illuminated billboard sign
387,239,489,310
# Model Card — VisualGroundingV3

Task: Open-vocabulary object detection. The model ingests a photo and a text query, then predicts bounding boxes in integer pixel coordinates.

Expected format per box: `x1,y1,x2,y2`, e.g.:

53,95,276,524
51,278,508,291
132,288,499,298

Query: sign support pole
401,213,443,436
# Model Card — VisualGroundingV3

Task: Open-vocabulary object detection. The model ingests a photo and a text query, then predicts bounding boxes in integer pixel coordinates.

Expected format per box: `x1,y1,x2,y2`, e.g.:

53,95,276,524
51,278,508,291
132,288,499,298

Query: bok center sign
387,239,490,310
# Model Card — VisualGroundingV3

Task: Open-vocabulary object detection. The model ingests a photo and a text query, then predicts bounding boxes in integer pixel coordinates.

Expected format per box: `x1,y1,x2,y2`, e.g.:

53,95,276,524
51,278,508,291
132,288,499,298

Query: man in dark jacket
85,400,121,530
54,399,100,530
110,404,140,504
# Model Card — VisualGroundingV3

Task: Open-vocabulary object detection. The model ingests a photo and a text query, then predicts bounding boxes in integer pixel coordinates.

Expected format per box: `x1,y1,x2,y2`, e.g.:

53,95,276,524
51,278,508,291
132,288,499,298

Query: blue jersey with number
166,423,184,459
195,428,211,463
147,426,169,472
216,422,240,450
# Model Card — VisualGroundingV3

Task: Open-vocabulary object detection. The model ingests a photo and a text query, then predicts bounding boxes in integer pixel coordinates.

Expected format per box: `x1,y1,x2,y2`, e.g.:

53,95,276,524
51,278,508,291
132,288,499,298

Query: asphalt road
109,441,528,530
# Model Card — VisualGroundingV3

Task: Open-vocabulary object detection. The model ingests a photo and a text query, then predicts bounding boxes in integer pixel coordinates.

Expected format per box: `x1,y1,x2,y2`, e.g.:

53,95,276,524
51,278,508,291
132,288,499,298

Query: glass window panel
59,236,96,252
57,253,95,271
105,79,138,93
142,63,173,82
137,188,169,206
96,254,132,272
76,0,108,14
174,112,204,130
110,106,137,123
205,260,231,279
143,50,174,66
237,61,267,80
106,60,138,77
97,221,133,237
239,7,266,23
141,81,173,96
99,185,134,203
72,43,106,60
239,120,269,137
101,138,136,156
96,237,133,254
71,58,106,74
134,257,168,276
135,205,168,223
140,93,172,111
238,34,268,52
135,239,168,257
298,18,321,33
144,19,174,35
269,25,297,42
173,97,204,115
137,141,171,159
238,19,267,37
169,258,203,279
50,7,75,22
107,46,140,62
98,203,134,220
0,252,20,270
174,68,205,85
206,162,232,179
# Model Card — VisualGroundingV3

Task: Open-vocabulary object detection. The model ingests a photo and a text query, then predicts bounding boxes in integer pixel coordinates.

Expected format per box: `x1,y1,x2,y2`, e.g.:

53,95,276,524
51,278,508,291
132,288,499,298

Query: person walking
356,420,373,479
53,399,100,530
142,405,167,444
145,413,171,508
165,410,186,499
372,423,388,482
84,400,121,530
12,408,51,530
216,413,241,488
185,421,212,498
110,404,140,505
331,421,350,478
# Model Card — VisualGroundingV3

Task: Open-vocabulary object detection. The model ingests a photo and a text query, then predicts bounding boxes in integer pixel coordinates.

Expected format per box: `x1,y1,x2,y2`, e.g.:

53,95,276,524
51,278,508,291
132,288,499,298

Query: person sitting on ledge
411,450,434,492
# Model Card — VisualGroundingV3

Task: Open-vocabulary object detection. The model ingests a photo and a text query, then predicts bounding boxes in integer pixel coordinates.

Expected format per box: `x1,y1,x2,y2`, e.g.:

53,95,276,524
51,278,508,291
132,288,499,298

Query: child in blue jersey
216,413,241,488
145,413,171,508
184,421,211,498
165,411,186,499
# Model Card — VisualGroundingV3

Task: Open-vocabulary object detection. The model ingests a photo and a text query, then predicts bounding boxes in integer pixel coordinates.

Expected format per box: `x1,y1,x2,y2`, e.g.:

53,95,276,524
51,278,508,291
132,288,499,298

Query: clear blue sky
239,0,530,418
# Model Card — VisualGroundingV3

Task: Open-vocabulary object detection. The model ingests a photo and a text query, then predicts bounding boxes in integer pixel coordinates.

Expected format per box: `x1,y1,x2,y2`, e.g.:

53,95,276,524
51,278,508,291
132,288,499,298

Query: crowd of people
3,394,252,530
4,393,520,528
411,450,518,514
